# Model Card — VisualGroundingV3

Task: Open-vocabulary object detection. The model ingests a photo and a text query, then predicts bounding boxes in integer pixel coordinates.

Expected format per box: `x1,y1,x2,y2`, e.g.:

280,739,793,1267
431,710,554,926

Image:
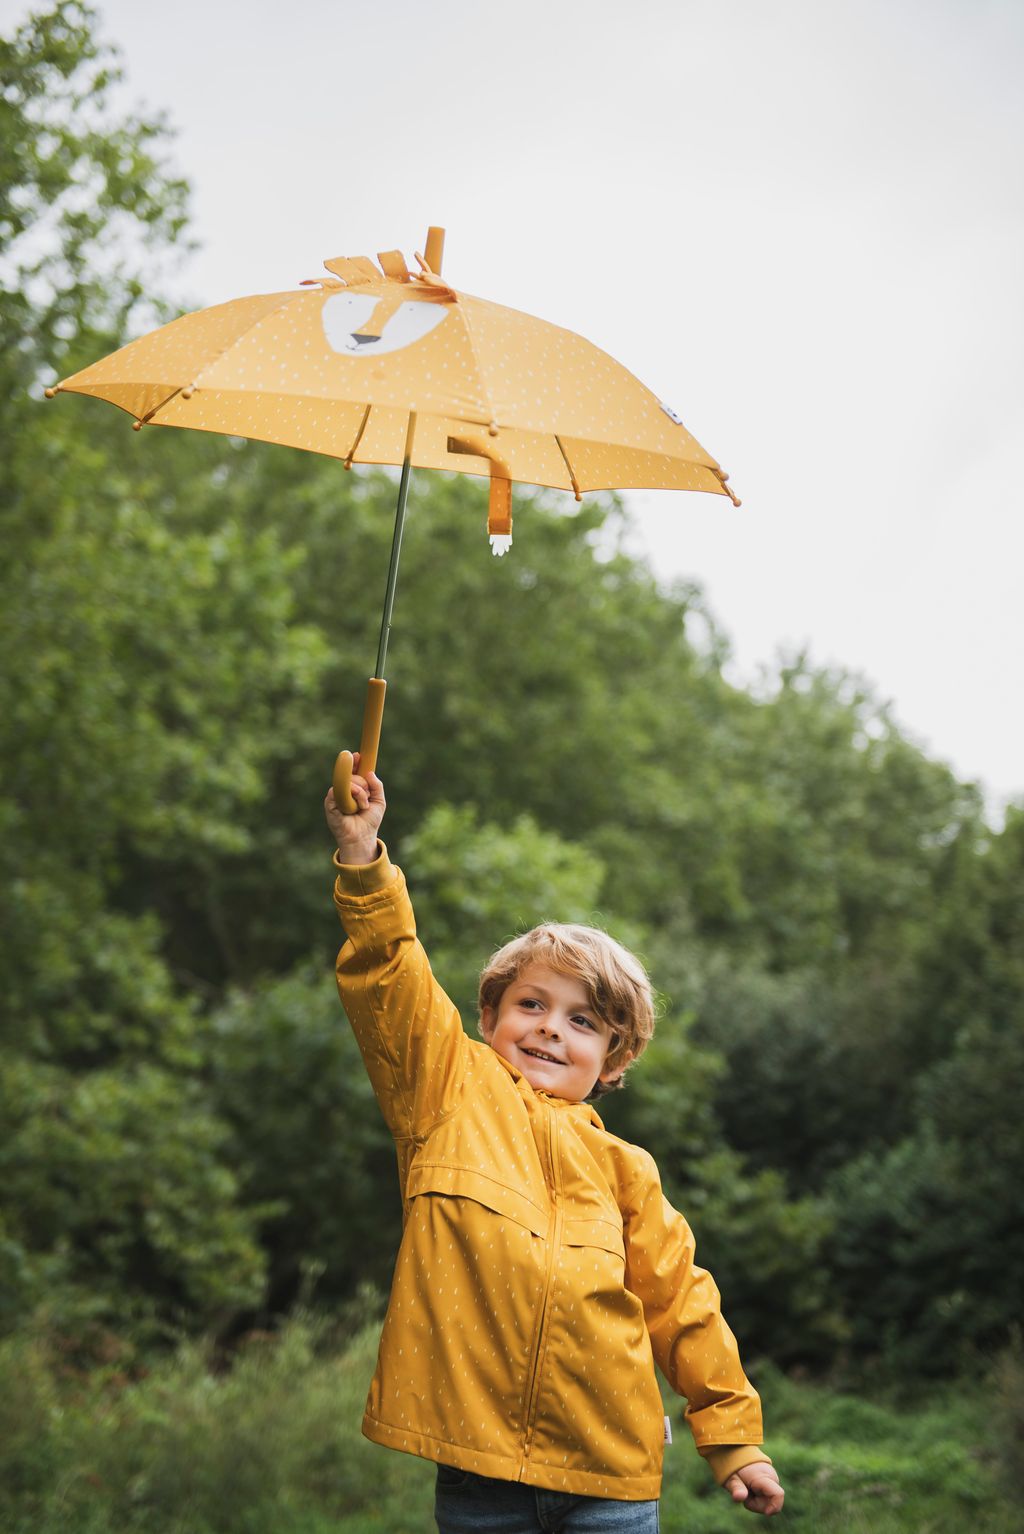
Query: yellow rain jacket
333,846,770,1501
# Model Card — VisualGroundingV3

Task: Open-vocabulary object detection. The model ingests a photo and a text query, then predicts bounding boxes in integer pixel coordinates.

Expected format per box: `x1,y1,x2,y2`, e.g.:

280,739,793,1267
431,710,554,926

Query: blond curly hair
478,923,656,1099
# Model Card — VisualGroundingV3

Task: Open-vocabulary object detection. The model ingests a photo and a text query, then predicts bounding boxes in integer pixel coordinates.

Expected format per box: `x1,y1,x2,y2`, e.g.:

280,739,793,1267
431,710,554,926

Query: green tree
825,809,1024,1372
204,963,399,1318
4,3,1020,1383
0,2,305,1338
0,1052,268,1341
1,0,189,407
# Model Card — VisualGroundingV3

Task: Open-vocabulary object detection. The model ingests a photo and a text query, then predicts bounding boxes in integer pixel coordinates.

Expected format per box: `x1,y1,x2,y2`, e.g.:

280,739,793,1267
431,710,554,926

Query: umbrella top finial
424,226,445,276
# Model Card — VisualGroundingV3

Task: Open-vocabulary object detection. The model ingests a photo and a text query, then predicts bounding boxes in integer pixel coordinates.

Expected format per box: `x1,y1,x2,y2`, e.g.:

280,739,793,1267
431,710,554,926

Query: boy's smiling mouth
521,1047,564,1065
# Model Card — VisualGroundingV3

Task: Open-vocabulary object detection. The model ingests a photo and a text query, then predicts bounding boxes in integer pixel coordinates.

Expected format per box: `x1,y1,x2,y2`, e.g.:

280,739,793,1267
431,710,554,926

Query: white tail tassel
489,534,512,557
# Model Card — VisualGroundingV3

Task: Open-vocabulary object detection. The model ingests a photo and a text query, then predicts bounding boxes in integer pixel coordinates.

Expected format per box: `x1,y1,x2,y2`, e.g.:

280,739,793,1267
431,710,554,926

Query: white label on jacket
664,1415,673,1444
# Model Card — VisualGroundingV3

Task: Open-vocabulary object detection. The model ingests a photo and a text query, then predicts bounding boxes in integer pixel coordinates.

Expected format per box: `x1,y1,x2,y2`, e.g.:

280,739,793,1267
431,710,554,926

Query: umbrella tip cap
132,420,143,431
424,225,445,275
44,386,58,399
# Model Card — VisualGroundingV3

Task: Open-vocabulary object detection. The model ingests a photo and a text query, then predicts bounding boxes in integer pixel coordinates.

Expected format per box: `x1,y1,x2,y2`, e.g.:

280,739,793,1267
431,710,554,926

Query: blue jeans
434,1464,660,1533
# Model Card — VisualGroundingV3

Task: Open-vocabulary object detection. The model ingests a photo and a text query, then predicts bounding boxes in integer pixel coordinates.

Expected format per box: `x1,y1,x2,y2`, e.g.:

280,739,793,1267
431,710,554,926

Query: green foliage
988,1330,1024,1498
0,1313,423,1534
689,956,924,1187
0,0,190,397
0,1051,267,1341
825,1014,1024,1373
2,0,1022,1391
672,1363,1016,1534
205,964,402,1314
0,1,313,1342
702,655,981,968
0,1319,1017,1534
915,804,1024,1035
403,801,613,1018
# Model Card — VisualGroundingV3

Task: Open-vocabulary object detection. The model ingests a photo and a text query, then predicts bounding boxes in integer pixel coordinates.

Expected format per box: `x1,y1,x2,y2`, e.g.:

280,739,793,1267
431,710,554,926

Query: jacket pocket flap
406,1162,550,1238
563,1216,625,1259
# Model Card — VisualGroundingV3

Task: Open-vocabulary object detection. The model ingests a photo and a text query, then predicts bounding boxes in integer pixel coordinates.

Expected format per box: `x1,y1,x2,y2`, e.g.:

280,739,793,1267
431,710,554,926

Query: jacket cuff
332,840,396,897
700,1445,773,1485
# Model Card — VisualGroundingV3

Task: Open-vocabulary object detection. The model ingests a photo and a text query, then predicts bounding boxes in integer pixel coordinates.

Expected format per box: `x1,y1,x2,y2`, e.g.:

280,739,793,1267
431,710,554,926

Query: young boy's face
480,962,627,1102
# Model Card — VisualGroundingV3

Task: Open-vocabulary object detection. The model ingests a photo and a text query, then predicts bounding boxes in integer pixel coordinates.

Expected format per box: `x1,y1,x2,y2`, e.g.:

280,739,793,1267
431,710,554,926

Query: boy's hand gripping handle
332,678,387,814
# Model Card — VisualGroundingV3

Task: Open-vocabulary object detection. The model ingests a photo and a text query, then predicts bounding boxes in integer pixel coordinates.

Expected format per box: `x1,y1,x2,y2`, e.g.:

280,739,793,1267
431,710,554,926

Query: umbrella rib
711,466,742,507
344,403,372,468
145,290,301,424
554,435,583,502
453,300,501,430
138,383,189,425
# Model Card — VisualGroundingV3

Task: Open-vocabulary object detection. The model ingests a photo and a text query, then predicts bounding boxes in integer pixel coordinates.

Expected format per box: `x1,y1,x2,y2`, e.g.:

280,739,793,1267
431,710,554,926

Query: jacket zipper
522,1102,563,1462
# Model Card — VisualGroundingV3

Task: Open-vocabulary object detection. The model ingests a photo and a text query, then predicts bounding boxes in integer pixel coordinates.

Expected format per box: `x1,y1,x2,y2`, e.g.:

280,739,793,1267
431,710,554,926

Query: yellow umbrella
46,227,740,810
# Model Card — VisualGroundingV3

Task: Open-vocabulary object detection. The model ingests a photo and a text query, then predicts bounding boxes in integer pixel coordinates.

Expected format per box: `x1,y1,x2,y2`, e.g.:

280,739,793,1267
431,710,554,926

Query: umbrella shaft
375,413,417,679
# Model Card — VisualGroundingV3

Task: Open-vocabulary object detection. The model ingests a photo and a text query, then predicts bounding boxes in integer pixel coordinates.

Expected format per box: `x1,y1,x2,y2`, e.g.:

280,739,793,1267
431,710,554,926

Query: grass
658,1362,1016,1533
0,1315,1017,1533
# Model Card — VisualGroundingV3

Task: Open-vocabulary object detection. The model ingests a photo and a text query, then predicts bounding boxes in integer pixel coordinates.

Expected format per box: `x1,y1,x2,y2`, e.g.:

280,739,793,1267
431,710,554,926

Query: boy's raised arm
326,761,466,1141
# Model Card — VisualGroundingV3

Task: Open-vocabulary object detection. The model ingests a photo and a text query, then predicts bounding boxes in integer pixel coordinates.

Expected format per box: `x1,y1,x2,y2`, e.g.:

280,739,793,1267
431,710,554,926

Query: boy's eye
572,1015,596,1030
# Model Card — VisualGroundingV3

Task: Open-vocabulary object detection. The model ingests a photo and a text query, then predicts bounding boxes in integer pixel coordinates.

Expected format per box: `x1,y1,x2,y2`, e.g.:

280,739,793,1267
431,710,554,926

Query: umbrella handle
332,750,357,815
332,678,388,815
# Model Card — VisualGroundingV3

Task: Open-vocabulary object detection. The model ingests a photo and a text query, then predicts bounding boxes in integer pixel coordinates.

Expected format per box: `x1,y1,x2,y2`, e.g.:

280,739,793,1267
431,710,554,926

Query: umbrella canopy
49,237,738,510
46,228,741,810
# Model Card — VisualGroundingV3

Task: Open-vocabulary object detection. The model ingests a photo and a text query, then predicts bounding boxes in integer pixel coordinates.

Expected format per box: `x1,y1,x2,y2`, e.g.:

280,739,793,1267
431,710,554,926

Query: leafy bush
206,963,402,1316
1,1323,1016,1534
0,1053,267,1344
826,1018,1024,1373
658,1362,1014,1534
0,1310,438,1534
988,1330,1024,1497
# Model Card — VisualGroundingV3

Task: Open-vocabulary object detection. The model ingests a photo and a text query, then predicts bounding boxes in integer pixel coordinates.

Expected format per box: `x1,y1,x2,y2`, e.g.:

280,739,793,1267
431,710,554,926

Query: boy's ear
599,1048,634,1086
480,1005,496,1041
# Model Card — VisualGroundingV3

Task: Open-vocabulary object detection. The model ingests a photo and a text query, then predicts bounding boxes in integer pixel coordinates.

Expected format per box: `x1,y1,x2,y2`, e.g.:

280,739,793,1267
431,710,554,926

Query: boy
326,760,784,1531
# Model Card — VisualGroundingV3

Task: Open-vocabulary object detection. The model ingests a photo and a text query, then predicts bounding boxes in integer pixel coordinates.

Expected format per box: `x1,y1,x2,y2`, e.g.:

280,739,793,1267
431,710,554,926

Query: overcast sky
8,0,1023,809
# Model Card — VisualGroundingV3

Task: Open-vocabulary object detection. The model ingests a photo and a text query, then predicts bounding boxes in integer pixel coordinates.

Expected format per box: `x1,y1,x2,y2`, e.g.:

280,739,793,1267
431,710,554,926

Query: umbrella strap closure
446,433,516,552
488,477,513,556
488,477,512,536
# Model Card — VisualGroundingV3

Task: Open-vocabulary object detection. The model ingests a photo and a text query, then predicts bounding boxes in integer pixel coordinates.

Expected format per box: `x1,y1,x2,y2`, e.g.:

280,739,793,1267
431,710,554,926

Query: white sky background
7,0,1023,809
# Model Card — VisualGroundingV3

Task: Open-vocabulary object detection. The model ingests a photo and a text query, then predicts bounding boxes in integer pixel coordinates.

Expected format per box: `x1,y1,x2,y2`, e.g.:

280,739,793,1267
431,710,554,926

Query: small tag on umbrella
659,401,684,425
664,1414,673,1444
488,477,512,556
